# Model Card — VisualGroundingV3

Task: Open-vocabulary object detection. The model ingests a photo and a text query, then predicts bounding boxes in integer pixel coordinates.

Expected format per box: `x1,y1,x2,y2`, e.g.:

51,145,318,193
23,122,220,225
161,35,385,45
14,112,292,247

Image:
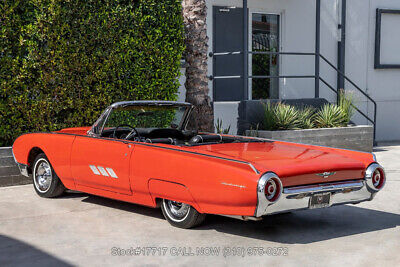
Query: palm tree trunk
182,0,214,132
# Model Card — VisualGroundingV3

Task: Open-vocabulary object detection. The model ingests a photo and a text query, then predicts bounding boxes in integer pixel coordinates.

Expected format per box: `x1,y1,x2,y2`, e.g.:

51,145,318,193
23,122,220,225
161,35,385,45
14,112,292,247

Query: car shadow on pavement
0,235,73,267
60,191,90,199
80,194,164,219
197,205,400,244
63,193,400,244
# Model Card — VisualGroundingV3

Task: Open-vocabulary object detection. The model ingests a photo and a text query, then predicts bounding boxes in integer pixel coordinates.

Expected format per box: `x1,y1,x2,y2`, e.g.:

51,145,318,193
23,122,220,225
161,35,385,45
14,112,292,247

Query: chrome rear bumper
256,179,375,217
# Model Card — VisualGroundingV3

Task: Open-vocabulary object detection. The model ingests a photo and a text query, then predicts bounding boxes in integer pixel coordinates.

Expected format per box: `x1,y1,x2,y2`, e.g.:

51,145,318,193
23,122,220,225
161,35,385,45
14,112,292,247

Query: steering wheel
113,124,140,140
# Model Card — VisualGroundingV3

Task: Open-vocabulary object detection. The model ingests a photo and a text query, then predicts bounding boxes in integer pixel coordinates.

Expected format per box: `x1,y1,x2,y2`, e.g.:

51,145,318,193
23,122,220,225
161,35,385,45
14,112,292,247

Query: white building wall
177,0,400,141
367,0,400,141
202,0,340,102
345,0,400,141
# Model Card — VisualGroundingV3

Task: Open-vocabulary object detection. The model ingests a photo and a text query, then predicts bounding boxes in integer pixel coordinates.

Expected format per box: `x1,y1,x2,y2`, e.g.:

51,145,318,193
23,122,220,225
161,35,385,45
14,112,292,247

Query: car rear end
254,161,385,217
188,140,385,218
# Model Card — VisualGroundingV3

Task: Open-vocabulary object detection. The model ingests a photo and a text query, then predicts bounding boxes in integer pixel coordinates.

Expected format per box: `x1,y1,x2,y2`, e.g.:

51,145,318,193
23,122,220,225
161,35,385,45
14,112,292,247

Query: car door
71,136,133,195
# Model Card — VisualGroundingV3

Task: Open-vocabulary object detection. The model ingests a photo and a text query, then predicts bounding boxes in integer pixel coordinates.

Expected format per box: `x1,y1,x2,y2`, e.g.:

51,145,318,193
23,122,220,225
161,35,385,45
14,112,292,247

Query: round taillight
372,168,385,190
256,173,283,216
365,163,386,192
264,177,281,202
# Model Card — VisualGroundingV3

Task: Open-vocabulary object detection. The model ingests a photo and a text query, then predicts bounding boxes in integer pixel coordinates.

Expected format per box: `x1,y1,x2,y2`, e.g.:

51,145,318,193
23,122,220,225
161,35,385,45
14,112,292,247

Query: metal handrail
249,75,316,79
319,77,375,125
209,51,378,142
319,55,377,105
319,54,377,140
250,51,316,56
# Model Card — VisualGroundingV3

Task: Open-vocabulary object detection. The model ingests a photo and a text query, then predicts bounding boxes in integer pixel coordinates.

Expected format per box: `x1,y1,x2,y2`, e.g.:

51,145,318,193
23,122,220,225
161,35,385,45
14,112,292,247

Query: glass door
251,13,280,99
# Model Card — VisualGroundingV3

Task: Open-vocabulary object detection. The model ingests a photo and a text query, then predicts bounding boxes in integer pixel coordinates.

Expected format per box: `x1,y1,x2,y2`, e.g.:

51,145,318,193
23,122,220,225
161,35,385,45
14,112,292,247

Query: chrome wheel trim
33,159,53,193
163,199,190,222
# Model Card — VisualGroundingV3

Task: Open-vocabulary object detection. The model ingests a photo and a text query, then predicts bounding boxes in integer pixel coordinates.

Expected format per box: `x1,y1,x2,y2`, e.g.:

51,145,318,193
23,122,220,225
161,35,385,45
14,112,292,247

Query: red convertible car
12,101,385,228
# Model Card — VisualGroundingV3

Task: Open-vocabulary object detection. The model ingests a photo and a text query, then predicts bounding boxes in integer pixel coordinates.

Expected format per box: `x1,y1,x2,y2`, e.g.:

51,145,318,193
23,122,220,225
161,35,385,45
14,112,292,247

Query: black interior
100,127,264,146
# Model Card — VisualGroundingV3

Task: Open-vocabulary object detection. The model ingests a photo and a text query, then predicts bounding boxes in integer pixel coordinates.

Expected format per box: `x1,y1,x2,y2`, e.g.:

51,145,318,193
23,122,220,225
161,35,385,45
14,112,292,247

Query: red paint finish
188,141,369,185
148,179,200,211
12,133,76,189
12,131,375,217
57,127,91,135
70,136,133,195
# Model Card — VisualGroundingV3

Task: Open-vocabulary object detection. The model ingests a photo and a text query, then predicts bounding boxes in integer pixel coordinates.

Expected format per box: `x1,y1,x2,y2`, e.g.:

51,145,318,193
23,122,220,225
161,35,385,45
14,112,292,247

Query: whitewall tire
161,199,206,229
32,153,65,198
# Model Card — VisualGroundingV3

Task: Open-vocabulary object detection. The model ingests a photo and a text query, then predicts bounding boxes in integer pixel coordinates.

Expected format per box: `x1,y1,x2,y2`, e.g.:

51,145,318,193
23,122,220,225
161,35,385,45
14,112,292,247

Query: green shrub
297,106,316,129
261,93,354,131
338,89,354,123
0,0,184,146
263,102,301,130
215,118,231,134
263,102,277,130
314,104,347,128
273,103,301,130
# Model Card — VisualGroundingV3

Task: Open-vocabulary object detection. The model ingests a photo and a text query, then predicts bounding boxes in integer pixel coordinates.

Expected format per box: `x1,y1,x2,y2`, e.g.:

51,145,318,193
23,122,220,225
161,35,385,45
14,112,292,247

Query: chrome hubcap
34,160,52,192
165,200,190,220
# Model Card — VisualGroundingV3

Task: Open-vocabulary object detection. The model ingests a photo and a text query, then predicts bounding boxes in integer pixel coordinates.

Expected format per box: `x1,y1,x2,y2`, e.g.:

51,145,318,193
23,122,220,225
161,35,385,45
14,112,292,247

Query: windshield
101,105,189,131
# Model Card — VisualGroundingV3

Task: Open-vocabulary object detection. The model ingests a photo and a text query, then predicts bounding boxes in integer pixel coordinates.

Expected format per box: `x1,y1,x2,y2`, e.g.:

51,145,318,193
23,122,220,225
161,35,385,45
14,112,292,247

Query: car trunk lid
188,141,367,186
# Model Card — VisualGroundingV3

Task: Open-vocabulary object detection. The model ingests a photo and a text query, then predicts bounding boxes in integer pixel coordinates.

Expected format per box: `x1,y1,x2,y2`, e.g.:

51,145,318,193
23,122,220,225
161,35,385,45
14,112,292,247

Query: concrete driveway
1,145,399,267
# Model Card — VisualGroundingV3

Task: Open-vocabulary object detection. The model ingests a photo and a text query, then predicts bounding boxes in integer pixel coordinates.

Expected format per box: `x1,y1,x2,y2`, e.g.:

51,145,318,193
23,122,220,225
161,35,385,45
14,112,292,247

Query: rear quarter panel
130,144,260,216
13,133,76,189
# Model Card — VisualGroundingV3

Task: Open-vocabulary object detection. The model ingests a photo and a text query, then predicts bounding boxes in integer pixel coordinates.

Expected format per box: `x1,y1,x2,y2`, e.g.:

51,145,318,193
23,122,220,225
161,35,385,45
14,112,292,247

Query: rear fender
148,179,202,213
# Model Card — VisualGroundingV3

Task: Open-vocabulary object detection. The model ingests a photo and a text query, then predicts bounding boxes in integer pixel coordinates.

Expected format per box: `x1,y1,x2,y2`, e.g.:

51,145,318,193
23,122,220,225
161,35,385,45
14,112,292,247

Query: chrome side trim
248,163,259,174
221,182,246,189
123,141,260,174
45,131,262,175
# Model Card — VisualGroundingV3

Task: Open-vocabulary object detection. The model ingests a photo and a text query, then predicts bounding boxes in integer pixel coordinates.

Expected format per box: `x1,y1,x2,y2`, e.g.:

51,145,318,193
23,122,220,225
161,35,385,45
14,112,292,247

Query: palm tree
182,0,214,132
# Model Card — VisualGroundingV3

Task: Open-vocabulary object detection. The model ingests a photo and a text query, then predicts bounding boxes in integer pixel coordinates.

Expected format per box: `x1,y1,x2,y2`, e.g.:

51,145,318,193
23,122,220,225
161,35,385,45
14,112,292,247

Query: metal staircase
208,50,378,143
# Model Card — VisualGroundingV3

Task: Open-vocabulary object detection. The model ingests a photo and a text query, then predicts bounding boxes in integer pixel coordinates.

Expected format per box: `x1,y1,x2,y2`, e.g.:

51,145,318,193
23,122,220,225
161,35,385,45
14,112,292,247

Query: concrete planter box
0,147,31,187
246,125,374,152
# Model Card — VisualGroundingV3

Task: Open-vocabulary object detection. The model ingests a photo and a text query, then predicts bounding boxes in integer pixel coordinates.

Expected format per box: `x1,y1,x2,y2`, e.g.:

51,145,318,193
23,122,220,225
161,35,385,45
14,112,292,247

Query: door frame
248,8,285,100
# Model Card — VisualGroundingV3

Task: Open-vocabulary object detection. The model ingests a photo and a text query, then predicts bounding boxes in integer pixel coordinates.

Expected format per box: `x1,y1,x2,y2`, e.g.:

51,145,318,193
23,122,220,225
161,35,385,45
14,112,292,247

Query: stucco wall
204,0,339,103
176,0,400,141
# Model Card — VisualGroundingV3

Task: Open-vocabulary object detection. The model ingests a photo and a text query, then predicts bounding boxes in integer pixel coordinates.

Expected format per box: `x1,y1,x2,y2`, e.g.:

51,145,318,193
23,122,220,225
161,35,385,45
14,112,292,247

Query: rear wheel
161,199,206,229
32,153,65,198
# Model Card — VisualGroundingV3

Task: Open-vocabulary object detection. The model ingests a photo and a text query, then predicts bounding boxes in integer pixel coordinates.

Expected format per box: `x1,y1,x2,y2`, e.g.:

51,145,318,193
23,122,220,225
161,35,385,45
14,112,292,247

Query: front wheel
161,199,206,229
32,153,65,198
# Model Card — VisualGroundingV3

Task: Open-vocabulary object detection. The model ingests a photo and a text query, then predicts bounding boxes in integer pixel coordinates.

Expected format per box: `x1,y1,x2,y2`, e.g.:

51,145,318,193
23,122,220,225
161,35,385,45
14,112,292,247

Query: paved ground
0,145,399,267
